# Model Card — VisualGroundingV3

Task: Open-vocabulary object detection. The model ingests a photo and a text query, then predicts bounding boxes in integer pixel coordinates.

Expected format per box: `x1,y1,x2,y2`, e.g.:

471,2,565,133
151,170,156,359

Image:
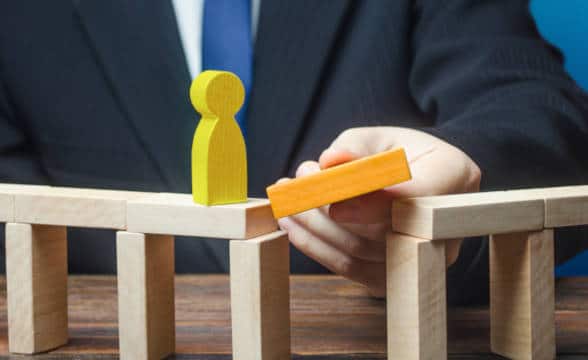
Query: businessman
1,1,587,305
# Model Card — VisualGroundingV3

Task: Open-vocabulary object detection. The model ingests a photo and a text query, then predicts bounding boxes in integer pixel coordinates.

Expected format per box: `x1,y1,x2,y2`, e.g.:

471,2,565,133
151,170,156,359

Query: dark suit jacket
1,1,587,304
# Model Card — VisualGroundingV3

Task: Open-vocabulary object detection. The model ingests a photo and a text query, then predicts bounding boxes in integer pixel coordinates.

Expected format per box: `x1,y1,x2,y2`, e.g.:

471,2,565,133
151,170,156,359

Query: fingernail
320,148,337,159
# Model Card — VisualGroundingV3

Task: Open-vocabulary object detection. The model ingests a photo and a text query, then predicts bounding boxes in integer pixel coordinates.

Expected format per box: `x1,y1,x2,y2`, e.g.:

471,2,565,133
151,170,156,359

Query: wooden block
5,223,68,353
0,184,50,222
11,186,148,229
116,231,175,360
391,191,545,240
0,191,13,222
230,231,290,360
513,185,588,228
266,148,411,218
386,232,447,360
0,183,49,191
190,70,247,205
127,193,277,239
490,230,555,360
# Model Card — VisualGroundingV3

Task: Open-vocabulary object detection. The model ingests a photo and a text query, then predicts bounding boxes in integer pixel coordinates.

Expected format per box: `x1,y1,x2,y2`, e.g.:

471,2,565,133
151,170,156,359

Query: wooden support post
5,223,68,353
230,231,290,360
386,232,447,360
490,230,555,360
116,232,175,360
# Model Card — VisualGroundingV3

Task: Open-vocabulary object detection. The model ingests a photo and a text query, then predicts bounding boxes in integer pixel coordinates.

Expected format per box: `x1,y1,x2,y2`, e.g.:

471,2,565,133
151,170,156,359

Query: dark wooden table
0,275,585,359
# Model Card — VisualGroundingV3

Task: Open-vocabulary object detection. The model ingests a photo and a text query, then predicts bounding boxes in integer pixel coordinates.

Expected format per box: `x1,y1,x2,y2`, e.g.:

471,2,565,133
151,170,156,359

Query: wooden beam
127,193,277,239
386,232,447,360
5,186,147,229
490,230,555,360
116,232,175,360
5,223,68,353
0,184,51,223
518,185,588,228
230,231,290,359
4,184,587,234
0,191,13,222
266,149,411,218
391,191,545,240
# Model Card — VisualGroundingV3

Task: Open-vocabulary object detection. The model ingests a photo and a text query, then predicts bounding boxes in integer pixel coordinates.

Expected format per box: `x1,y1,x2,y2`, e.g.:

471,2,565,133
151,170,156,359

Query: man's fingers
318,148,357,169
279,217,386,295
445,238,463,267
337,222,390,243
325,127,397,158
329,190,392,224
278,217,350,270
278,217,352,274
296,160,320,177
287,209,386,262
384,145,481,198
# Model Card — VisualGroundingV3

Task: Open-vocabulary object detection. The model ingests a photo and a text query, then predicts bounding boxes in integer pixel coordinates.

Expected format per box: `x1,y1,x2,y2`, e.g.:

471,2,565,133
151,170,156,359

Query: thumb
318,127,394,169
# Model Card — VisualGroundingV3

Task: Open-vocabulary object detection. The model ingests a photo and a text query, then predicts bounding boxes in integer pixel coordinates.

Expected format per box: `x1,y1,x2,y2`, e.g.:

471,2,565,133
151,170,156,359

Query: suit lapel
247,0,353,195
74,0,353,195
74,1,194,192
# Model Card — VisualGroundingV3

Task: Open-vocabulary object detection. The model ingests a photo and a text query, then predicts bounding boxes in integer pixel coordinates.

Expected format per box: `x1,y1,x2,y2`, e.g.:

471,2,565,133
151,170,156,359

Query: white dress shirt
171,0,261,79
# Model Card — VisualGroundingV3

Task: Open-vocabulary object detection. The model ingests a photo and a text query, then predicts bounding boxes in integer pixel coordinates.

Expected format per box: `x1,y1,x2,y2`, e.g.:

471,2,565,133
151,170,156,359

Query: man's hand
277,127,481,298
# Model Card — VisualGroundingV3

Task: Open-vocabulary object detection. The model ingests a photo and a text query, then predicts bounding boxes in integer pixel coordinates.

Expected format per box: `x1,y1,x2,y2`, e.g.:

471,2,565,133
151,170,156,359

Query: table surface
0,275,585,359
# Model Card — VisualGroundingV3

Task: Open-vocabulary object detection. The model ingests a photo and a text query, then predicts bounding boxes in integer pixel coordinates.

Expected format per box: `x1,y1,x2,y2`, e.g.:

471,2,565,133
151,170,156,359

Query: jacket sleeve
0,75,49,184
0,73,49,273
409,0,588,304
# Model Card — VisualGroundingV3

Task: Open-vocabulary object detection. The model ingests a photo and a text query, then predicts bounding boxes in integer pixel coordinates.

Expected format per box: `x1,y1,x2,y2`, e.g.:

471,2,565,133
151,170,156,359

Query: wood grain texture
517,186,588,228
190,70,247,206
391,191,545,240
266,148,411,218
5,223,68,354
230,231,290,360
126,193,277,238
0,184,51,222
9,186,147,229
0,275,584,358
490,230,555,360
116,232,175,360
386,232,447,359
0,191,13,222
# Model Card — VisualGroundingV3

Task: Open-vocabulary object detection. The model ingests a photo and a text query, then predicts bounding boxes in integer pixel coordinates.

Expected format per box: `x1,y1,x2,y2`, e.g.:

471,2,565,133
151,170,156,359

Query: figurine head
190,70,245,119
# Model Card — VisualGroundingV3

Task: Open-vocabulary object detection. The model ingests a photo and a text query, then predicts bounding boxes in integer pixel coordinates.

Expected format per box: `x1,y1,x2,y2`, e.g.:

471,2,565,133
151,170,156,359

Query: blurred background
531,0,588,276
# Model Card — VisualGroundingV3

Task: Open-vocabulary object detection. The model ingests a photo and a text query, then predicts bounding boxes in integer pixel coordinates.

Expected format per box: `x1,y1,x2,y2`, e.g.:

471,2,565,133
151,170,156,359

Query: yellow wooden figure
190,70,247,205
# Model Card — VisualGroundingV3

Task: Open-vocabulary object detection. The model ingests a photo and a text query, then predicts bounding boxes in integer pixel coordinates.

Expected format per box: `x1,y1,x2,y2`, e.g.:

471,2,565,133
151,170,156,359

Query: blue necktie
202,0,252,138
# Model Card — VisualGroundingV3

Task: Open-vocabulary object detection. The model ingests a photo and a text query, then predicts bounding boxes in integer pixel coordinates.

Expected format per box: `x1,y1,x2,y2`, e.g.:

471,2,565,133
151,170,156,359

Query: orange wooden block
266,148,411,218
